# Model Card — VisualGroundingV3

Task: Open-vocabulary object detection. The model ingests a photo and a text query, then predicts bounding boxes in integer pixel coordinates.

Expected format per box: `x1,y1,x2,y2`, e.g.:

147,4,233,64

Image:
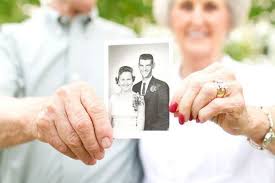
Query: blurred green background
1,0,275,61
1,0,275,32
0,0,154,33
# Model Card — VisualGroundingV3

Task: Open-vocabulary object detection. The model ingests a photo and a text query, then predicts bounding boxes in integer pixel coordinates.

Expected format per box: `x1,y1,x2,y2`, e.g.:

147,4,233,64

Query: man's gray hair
153,0,251,30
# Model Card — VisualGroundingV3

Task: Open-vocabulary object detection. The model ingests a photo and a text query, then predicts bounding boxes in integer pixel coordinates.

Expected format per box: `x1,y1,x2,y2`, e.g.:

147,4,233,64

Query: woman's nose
191,7,205,26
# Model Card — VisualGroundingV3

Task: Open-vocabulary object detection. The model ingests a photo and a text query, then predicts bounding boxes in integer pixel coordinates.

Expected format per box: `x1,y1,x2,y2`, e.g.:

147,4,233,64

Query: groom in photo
133,53,169,130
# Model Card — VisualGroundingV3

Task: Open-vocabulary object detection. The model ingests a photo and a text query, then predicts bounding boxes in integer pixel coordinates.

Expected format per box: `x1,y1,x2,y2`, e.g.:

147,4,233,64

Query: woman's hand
169,63,250,136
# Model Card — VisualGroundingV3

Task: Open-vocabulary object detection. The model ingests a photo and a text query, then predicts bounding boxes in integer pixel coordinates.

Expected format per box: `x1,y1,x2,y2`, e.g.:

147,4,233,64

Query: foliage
0,0,275,31
97,0,153,33
1,0,275,61
0,0,154,33
0,0,39,23
250,0,275,24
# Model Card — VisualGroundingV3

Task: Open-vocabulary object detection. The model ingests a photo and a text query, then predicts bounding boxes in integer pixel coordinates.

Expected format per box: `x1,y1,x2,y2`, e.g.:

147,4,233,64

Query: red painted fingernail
189,115,193,121
196,117,200,123
179,114,185,125
169,102,178,113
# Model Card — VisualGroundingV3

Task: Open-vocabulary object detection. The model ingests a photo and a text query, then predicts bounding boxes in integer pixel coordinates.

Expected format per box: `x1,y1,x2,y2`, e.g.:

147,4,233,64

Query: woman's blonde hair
153,0,251,29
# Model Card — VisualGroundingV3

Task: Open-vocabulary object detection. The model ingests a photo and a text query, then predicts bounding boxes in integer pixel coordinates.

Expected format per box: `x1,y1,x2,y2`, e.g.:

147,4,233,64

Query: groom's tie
142,83,146,96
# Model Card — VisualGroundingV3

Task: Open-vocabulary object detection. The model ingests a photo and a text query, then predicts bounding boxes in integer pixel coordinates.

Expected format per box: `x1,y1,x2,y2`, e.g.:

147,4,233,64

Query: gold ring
213,80,227,98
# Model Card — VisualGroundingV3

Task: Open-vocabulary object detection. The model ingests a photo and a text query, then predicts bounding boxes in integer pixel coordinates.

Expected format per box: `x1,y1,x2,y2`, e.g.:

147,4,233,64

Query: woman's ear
115,77,119,84
133,76,136,82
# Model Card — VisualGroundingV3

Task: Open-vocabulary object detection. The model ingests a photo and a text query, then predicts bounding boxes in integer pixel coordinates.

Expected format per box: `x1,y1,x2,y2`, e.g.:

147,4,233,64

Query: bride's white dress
110,92,145,133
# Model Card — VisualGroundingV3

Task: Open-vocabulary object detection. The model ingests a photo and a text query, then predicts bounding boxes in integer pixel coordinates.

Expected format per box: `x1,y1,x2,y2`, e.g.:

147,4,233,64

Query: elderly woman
139,0,275,182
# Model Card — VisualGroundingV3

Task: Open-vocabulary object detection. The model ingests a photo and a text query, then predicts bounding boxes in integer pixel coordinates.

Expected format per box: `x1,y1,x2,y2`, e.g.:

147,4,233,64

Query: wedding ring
213,80,228,98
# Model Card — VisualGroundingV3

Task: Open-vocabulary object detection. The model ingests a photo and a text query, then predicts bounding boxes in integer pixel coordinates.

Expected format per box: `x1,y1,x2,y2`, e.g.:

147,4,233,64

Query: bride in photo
110,66,145,133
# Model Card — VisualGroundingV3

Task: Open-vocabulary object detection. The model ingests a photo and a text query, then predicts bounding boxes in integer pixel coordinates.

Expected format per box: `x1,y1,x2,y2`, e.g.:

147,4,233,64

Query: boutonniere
150,85,157,93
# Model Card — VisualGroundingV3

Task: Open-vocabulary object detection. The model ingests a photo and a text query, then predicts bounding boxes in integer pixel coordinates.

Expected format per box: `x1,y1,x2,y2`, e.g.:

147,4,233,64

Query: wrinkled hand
170,63,249,136
33,82,113,165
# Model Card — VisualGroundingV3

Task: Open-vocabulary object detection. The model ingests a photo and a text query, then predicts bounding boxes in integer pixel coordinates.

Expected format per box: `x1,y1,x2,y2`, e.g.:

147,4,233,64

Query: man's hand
33,82,113,165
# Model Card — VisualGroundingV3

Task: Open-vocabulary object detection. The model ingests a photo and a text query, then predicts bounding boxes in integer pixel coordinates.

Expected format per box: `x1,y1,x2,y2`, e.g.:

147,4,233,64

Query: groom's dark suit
133,77,169,130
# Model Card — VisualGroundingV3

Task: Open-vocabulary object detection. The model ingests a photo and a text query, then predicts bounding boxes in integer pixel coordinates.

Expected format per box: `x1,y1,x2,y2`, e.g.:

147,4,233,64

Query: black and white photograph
105,39,171,138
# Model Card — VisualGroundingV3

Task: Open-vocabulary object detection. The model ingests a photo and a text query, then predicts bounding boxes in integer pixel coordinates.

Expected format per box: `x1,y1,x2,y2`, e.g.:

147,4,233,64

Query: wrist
244,106,270,145
17,97,47,141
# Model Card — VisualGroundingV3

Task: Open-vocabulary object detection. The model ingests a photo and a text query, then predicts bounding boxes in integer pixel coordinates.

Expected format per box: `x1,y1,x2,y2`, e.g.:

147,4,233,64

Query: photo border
104,38,173,139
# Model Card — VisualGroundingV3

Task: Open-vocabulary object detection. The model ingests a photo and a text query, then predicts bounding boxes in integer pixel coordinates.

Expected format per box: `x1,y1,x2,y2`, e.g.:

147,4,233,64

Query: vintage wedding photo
105,39,171,138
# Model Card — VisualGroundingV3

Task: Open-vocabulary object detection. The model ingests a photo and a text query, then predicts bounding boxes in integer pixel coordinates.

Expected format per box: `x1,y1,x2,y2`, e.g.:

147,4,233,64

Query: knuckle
74,120,89,133
67,133,81,148
55,142,68,154
89,104,105,115
56,87,68,98
86,142,100,153
73,109,90,123
46,103,56,114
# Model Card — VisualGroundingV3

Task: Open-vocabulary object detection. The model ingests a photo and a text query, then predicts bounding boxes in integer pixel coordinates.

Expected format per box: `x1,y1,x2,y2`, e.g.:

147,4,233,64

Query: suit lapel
135,81,142,95
145,77,156,98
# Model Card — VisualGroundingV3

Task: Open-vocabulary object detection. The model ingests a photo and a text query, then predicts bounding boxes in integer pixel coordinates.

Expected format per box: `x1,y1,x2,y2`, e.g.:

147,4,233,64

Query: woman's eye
180,1,193,11
204,2,218,11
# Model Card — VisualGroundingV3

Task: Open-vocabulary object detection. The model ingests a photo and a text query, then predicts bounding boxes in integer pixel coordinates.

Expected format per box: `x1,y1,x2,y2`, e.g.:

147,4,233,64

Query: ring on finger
213,80,228,98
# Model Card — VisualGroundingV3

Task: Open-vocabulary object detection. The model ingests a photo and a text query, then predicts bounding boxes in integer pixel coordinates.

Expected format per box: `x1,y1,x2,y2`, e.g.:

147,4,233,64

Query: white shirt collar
142,75,153,85
41,6,98,27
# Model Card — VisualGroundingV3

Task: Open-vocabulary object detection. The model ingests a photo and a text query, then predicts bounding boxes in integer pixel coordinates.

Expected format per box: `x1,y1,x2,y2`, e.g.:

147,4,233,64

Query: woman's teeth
188,31,207,39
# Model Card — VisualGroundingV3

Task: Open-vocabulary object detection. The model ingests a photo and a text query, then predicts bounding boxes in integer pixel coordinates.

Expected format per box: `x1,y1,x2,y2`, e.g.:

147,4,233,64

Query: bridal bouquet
132,93,144,112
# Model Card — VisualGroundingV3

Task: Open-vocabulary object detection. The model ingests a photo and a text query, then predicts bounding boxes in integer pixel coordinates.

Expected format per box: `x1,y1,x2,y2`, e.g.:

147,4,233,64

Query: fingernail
95,151,105,160
189,115,193,121
169,102,178,113
102,137,112,149
86,159,96,165
196,117,200,123
178,114,185,125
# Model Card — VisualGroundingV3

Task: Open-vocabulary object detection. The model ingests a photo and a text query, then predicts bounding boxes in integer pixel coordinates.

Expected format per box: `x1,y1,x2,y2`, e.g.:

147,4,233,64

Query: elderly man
0,0,143,182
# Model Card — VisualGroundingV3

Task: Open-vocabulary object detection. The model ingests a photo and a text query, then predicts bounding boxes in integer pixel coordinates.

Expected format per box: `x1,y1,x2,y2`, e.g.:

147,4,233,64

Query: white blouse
139,56,275,183
111,92,145,132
